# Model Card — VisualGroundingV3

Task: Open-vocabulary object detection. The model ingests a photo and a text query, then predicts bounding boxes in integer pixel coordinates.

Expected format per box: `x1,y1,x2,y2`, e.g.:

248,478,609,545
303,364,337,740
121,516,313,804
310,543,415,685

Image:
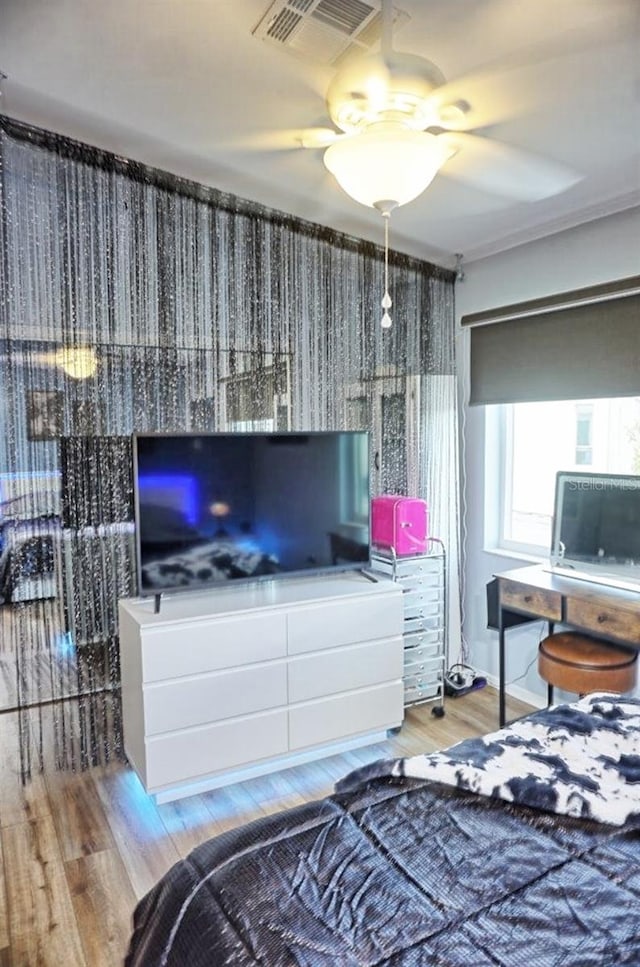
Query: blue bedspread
126,698,640,966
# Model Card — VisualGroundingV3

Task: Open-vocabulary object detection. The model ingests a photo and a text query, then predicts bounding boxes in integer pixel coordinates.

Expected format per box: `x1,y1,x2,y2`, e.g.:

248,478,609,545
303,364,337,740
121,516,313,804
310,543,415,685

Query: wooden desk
495,565,640,726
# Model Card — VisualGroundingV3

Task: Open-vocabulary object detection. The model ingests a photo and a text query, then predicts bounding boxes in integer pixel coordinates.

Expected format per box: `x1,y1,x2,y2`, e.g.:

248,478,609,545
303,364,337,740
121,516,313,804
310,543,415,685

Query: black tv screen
133,431,371,595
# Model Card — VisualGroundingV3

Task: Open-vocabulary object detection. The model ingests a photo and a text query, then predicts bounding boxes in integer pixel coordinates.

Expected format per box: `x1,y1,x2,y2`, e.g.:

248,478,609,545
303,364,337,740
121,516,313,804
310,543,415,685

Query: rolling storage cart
371,538,447,717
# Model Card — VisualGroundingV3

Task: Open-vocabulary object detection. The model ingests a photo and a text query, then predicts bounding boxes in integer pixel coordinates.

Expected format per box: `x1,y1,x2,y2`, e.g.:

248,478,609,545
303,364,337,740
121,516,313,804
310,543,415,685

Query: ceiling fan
261,0,582,328
297,0,581,211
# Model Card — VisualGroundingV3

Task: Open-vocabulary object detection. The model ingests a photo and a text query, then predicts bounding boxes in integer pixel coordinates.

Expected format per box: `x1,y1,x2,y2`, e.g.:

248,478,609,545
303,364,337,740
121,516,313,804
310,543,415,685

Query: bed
140,538,280,590
0,516,59,604
138,503,280,591
125,693,640,966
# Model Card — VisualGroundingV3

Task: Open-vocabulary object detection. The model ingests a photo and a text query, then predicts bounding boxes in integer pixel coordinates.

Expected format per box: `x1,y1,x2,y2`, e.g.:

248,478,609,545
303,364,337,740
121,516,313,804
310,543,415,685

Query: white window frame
339,432,369,531
574,403,594,466
486,404,548,560
487,397,640,561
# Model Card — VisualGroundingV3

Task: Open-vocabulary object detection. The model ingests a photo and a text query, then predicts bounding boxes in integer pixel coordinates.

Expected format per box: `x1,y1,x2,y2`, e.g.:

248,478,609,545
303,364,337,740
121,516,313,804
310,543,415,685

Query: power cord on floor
507,651,539,687
506,623,546,687
445,662,487,697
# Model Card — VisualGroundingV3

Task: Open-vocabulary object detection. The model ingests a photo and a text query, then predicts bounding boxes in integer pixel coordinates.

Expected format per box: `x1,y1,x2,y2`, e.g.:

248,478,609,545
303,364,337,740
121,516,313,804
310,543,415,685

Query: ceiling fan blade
426,54,582,133
222,127,345,152
427,0,638,134
438,132,582,201
298,128,347,149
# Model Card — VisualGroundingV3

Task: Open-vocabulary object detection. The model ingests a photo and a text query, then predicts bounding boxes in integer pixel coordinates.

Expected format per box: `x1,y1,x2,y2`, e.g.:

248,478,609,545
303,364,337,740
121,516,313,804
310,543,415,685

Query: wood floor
0,687,533,967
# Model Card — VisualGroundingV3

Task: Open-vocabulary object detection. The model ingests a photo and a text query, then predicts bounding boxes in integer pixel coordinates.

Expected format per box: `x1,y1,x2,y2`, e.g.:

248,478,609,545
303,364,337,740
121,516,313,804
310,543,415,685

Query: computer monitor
549,471,640,590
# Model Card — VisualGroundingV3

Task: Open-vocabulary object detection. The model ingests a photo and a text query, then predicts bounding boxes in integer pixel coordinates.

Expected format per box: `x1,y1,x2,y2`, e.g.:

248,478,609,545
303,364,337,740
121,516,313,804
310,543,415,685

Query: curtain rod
0,113,454,283
461,275,640,327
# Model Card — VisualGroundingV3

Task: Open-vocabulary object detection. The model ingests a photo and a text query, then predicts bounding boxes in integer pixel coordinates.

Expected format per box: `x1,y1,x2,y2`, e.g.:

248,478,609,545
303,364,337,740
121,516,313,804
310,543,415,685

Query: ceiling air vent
313,0,375,34
253,0,409,65
266,8,304,43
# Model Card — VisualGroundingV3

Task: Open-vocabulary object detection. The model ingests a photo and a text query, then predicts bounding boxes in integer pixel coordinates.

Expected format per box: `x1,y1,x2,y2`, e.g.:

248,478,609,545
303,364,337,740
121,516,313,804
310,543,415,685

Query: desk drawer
565,597,640,646
499,580,562,622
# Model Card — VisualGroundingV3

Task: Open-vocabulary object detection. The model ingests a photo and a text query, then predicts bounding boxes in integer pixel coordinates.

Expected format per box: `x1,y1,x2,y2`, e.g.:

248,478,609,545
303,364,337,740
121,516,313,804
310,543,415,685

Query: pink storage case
371,495,429,556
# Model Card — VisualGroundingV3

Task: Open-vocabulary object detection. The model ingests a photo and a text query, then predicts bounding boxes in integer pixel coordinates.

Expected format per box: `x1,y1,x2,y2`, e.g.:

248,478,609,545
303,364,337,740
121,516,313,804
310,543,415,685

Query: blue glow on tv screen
133,431,370,595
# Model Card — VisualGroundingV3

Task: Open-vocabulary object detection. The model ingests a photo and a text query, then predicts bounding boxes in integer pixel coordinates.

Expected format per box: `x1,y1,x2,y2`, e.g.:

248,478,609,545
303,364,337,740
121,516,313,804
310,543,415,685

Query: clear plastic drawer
404,678,441,705
403,585,443,607
403,595,441,621
398,580,442,599
371,553,443,581
403,628,442,651
403,640,443,666
404,614,443,636
403,654,444,679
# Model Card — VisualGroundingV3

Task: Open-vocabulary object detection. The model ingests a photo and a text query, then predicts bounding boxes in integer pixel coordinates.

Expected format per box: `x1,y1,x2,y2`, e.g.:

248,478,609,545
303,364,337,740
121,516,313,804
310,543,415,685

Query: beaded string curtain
0,114,457,777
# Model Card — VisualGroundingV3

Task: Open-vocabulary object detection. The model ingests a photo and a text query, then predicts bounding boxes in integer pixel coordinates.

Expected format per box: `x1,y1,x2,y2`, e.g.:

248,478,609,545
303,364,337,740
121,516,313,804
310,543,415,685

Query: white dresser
118,573,404,802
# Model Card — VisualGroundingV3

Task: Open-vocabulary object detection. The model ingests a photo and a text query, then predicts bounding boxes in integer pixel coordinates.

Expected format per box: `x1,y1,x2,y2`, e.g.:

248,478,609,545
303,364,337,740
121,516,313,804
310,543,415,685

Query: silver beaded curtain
0,115,457,776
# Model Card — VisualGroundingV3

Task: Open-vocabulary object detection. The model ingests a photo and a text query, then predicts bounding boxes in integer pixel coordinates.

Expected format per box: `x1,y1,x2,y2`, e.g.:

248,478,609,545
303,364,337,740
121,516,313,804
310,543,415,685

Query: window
345,375,419,496
221,354,292,432
340,432,369,528
494,397,640,556
575,404,593,465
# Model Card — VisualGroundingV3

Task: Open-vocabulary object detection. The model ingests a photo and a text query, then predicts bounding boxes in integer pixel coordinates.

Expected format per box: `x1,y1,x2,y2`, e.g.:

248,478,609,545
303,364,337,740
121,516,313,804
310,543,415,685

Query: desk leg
546,621,555,707
498,616,506,728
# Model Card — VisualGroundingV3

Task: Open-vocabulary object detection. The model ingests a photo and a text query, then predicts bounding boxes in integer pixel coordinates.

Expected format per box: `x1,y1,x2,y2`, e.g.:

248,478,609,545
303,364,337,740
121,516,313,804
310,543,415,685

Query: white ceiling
1,0,639,268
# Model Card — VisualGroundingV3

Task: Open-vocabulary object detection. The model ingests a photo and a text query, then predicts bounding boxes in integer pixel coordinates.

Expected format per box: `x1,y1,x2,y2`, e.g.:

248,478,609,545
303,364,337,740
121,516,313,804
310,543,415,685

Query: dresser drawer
565,597,640,646
289,681,403,751
141,611,286,682
144,661,287,735
288,591,402,655
145,709,288,790
288,637,403,703
499,580,562,621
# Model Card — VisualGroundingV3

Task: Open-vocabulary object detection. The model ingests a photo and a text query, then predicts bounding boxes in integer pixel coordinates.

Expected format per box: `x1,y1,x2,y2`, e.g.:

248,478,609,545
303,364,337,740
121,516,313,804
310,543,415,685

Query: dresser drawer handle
597,613,608,624
523,595,533,604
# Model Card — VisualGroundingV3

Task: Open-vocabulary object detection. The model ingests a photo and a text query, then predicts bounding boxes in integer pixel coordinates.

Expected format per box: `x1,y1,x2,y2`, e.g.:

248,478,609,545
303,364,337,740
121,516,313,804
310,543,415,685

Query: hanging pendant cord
381,213,392,328
384,214,389,296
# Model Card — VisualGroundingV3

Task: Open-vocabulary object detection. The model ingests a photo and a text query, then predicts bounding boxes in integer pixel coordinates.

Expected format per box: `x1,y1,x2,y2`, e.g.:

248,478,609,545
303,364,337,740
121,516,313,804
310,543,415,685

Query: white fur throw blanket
337,694,640,826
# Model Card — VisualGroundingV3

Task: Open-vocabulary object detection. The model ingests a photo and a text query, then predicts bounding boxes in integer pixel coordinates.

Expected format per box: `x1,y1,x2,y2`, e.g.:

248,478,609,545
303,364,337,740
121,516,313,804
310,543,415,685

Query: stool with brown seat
538,631,638,704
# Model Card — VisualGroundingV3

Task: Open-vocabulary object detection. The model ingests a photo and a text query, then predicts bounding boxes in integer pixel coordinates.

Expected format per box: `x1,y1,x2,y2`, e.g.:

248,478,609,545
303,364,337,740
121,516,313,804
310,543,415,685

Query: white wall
456,207,640,704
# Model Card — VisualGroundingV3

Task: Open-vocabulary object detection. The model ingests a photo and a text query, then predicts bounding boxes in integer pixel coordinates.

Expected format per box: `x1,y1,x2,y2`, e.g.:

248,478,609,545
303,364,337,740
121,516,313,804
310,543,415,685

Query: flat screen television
549,470,640,590
133,431,371,596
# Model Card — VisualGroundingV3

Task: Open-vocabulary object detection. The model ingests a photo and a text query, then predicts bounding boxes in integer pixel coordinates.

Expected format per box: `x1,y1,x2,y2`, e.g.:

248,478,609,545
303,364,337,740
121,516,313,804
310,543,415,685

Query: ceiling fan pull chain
381,0,393,59
381,212,392,329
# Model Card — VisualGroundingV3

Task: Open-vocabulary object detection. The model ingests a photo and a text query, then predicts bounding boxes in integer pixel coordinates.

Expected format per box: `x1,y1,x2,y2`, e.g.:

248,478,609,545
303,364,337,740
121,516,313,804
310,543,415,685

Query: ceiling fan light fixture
327,51,445,132
54,346,99,379
323,123,449,209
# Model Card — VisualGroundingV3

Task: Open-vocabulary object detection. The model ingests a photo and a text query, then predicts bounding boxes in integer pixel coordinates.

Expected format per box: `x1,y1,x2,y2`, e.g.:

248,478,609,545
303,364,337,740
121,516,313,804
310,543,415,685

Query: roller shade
464,277,640,405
